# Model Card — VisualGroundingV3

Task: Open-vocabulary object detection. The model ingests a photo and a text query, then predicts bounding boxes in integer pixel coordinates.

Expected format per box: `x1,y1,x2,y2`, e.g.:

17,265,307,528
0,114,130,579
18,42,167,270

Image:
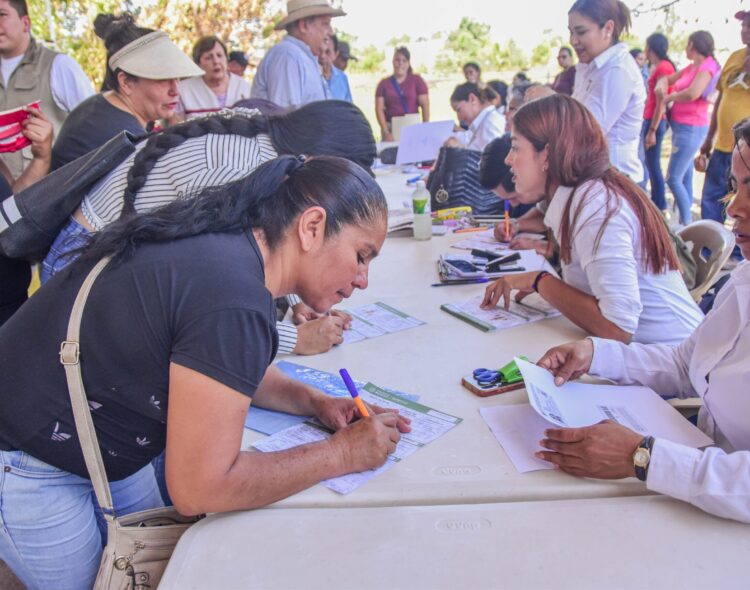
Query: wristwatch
632,435,655,482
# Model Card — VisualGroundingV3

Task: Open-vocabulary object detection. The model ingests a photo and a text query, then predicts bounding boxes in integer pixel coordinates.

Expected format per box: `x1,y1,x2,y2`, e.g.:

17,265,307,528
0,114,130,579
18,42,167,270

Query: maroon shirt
552,67,576,96
376,73,429,121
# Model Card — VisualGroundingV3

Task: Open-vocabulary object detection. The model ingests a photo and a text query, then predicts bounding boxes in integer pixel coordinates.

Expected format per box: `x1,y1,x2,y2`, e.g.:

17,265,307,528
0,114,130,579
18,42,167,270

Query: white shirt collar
591,42,628,70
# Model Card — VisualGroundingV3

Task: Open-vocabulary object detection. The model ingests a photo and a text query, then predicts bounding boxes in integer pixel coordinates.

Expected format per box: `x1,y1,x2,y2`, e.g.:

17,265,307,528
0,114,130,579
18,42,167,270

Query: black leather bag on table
426,146,503,216
0,131,142,261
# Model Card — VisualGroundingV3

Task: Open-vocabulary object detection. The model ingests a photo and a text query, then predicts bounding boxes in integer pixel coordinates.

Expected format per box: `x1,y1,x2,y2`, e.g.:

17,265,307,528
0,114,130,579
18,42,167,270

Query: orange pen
504,200,511,241
339,368,370,418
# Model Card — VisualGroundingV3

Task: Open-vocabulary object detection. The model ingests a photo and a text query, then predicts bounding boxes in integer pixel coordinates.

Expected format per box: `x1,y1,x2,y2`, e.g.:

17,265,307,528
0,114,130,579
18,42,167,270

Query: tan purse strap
59,256,116,518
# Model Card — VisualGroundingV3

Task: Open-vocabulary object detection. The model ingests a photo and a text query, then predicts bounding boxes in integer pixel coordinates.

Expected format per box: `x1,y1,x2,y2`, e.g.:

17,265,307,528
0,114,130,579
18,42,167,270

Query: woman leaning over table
375,46,429,141
51,13,202,170
481,94,703,345
569,0,646,183
176,35,252,121
0,156,410,589
656,31,721,226
444,83,505,152
534,116,750,524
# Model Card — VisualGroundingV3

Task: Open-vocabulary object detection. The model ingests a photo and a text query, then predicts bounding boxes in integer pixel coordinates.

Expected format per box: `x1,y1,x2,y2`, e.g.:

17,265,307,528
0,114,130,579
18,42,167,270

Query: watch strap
634,435,655,482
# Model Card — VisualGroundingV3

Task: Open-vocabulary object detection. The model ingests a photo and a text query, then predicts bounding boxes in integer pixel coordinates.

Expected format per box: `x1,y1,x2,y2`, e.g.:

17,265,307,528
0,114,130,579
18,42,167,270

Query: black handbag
0,131,142,261
426,146,503,216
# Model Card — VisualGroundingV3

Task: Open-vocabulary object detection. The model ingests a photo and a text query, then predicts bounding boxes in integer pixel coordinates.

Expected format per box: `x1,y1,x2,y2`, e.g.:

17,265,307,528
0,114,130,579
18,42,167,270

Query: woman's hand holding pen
311,395,412,433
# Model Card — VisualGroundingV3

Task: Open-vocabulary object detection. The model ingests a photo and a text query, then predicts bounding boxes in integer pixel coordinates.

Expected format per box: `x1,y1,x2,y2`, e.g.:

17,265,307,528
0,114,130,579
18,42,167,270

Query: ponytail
78,156,387,266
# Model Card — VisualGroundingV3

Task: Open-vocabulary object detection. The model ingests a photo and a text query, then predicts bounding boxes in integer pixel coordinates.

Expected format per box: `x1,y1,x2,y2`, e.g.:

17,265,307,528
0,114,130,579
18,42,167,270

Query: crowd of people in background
0,0,750,586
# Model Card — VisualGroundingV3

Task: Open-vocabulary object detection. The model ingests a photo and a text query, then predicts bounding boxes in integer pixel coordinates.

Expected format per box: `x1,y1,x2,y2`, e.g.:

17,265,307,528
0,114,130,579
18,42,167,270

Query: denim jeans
701,149,732,222
641,118,669,211
0,451,163,590
40,216,92,284
666,122,709,225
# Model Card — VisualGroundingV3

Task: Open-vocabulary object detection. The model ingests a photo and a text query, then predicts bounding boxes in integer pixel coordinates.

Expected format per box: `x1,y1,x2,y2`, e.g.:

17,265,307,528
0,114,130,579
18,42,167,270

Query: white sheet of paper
480,359,713,474
395,120,455,165
515,358,713,446
342,302,424,344
479,404,552,473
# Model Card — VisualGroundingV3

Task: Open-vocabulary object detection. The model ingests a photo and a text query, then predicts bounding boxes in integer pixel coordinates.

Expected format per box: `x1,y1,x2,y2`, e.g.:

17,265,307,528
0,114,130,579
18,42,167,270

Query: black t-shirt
0,231,278,480
51,93,145,171
0,174,29,326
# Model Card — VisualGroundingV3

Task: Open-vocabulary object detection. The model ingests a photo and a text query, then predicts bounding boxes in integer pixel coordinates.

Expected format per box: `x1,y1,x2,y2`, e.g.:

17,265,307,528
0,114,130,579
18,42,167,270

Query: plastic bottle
411,180,432,241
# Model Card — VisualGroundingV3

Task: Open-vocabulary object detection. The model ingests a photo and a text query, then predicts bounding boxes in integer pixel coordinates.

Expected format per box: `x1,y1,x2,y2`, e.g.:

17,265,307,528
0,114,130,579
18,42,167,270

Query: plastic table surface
241,233,653,509
161,494,749,590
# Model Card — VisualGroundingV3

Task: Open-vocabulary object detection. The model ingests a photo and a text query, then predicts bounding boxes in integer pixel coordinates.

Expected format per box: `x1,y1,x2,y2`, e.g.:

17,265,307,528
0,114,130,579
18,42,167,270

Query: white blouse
452,106,506,152
178,73,252,118
589,262,750,522
544,182,702,344
573,43,646,183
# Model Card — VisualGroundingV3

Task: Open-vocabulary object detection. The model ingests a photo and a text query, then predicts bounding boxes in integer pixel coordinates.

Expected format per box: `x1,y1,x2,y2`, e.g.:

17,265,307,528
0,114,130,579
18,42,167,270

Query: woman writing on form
0,156,410,588
481,94,702,345
535,117,750,523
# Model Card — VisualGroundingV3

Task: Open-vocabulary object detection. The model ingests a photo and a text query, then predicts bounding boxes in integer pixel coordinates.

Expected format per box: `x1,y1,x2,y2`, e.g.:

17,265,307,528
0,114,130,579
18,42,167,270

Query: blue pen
339,368,370,417
405,175,421,184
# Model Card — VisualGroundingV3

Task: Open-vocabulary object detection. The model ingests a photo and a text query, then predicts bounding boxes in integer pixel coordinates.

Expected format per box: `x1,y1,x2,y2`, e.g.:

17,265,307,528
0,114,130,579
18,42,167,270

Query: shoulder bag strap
390,76,410,114
59,256,116,518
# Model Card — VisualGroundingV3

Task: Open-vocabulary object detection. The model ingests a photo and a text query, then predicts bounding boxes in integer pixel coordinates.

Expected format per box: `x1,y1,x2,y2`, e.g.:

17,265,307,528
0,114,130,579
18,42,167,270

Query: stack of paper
480,358,713,473
253,383,463,494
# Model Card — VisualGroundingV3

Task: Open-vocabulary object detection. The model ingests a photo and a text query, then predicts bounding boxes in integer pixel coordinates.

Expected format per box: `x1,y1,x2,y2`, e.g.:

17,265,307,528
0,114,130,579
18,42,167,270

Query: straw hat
274,0,346,31
109,31,204,79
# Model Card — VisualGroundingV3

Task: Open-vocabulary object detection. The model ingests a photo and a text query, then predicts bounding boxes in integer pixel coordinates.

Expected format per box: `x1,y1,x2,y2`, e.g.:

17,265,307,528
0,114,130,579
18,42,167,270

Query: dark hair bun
94,12,136,44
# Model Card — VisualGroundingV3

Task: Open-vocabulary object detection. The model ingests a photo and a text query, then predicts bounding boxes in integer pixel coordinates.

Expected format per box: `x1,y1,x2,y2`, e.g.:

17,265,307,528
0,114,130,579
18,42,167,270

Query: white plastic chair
677,220,736,302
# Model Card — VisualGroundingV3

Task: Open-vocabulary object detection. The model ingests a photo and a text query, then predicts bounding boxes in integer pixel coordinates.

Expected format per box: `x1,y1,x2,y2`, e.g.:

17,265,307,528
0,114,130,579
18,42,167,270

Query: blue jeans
0,451,163,590
641,118,669,211
41,216,92,284
666,122,708,225
701,149,732,222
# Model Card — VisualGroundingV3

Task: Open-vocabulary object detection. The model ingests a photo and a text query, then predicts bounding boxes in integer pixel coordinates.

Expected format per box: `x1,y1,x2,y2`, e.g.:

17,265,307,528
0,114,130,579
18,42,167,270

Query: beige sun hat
109,31,204,79
274,0,346,31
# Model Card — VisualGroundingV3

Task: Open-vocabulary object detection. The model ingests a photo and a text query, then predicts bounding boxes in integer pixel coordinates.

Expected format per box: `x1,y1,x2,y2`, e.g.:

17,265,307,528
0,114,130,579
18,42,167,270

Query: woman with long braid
42,100,377,356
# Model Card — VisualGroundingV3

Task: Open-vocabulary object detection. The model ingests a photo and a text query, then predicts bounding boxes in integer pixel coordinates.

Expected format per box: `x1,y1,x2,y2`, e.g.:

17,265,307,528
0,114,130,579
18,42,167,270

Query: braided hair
78,155,387,266
119,100,377,218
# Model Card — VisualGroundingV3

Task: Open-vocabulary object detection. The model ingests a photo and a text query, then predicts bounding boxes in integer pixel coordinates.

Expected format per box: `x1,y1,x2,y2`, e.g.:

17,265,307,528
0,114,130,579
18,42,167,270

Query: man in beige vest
0,0,93,178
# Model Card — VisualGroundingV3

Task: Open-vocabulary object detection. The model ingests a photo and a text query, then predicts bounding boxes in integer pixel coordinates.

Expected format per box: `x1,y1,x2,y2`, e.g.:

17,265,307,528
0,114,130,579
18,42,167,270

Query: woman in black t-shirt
0,155,410,589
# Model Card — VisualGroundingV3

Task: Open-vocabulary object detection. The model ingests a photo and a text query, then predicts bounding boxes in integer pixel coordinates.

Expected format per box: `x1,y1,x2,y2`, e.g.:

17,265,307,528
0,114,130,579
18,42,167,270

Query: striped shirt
81,133,278,230
79,131,303,354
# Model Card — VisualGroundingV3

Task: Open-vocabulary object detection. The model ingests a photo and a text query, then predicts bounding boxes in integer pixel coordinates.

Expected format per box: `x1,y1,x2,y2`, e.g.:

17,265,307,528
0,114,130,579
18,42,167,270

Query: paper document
244,362,418,435
441,295,560,332
451,229,544,253
395,120,454,165
342,302,425,344
480,358,713,473
253,383,462,494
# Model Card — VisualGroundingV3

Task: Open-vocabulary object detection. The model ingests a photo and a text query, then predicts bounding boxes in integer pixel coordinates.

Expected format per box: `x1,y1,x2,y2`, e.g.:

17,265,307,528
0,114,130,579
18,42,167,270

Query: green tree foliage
349,44,386,74
438,16,491,71
487,39,528,71
26,0,279,88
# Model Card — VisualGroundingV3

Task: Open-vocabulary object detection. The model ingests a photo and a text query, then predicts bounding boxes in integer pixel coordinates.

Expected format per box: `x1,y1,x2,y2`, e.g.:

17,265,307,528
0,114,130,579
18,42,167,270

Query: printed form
253,383,462,494
481,358,713,473
342,302,425,344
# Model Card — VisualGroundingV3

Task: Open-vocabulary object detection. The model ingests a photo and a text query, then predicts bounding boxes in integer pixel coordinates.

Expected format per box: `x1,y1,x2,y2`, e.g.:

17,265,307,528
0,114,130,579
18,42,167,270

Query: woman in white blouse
175,36,252,121
569,0,646,183
534,117,750,523
481,94,702,345
444,83,505,152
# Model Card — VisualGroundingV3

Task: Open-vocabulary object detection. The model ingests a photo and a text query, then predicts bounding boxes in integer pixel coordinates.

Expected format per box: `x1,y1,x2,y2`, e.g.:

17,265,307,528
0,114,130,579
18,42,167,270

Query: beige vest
0,37,68,178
